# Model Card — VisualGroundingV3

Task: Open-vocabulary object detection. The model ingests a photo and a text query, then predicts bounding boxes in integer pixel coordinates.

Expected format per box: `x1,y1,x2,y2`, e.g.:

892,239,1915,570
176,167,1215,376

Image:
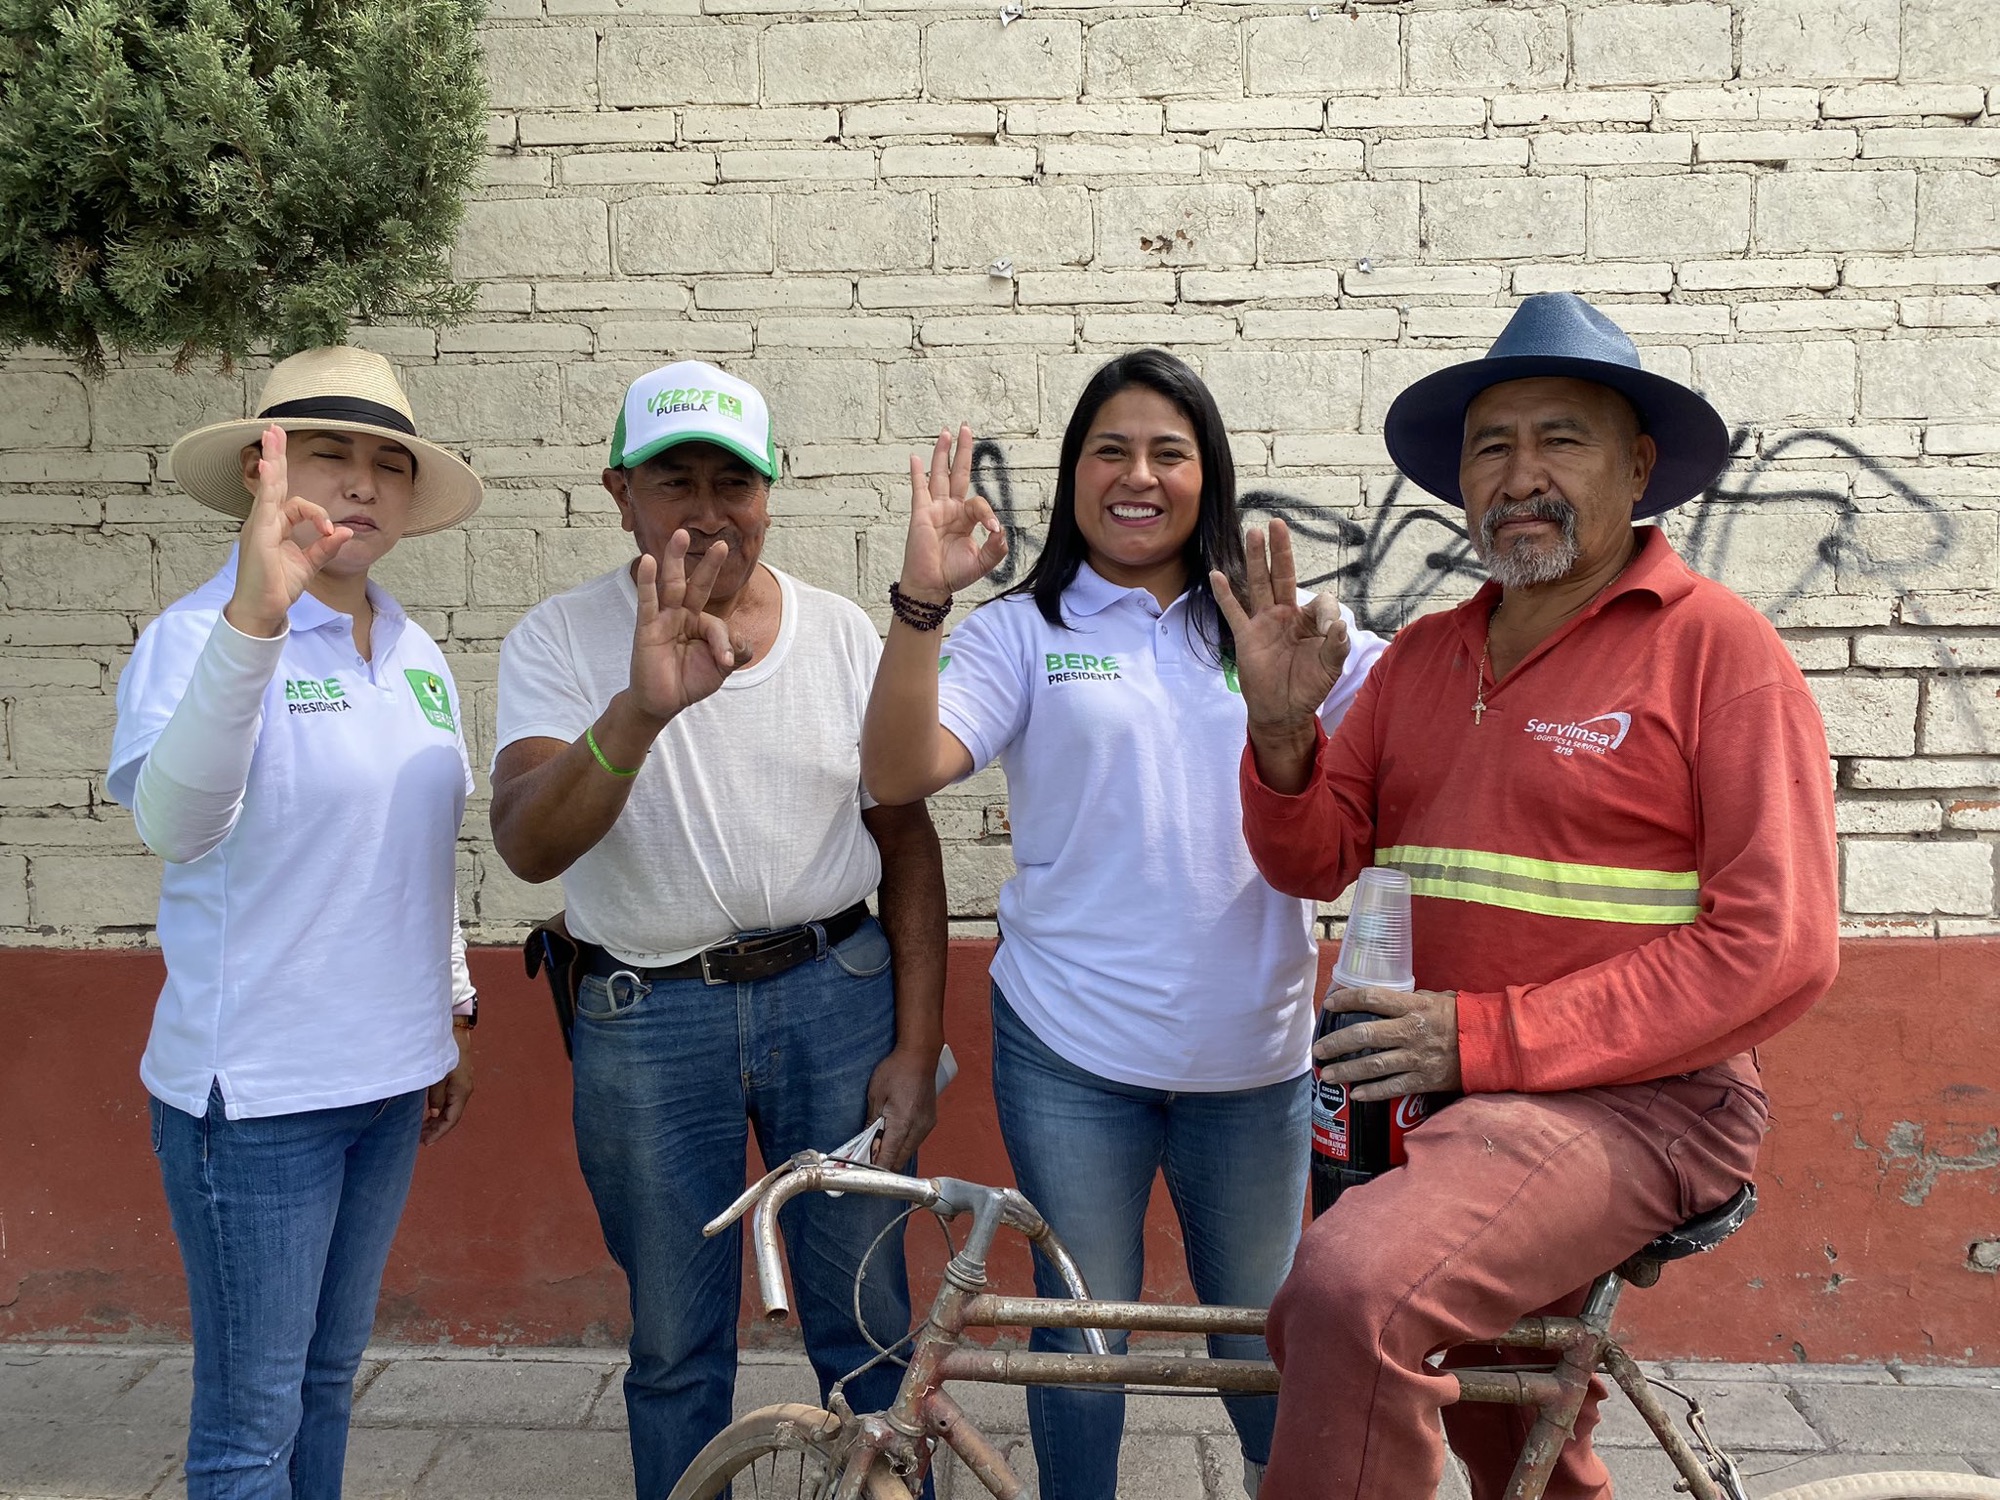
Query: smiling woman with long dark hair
1010,349,1248,663
861,348,1389,1500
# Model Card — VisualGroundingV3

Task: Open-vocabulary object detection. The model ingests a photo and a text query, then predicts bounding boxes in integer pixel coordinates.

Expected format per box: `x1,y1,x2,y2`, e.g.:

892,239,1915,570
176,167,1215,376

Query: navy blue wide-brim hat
1383,293,1731,521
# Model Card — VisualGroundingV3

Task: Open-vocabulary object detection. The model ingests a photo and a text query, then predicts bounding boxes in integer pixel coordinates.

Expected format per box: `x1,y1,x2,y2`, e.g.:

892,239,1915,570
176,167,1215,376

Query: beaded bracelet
890,581,953,632
585,724,642,778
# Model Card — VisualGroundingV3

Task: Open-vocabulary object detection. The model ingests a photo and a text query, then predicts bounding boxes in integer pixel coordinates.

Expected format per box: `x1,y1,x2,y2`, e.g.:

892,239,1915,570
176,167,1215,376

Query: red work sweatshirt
1241,526,1840,1094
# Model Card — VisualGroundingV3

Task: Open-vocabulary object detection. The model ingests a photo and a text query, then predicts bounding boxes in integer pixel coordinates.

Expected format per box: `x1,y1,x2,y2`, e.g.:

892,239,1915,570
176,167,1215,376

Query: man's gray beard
1473,498,1580,588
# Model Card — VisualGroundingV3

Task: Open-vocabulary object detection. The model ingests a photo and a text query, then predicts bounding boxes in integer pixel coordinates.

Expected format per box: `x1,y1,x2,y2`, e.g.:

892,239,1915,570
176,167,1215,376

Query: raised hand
900,423,1007,603
1211,519,1351,734
224,425,353,638
627,529,743,726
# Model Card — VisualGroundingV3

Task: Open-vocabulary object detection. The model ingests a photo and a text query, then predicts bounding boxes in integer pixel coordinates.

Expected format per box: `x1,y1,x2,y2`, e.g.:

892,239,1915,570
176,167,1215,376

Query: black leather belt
580,903,870,987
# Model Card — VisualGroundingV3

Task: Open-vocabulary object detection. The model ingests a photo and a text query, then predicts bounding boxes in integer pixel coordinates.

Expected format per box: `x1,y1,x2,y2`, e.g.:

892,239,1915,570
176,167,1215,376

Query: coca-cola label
1310,1080,1351,1163
1387,1093,1429,1166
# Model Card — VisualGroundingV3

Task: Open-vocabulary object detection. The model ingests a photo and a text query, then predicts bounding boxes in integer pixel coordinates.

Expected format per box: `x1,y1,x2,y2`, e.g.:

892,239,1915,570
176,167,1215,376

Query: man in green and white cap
489,361,948,1494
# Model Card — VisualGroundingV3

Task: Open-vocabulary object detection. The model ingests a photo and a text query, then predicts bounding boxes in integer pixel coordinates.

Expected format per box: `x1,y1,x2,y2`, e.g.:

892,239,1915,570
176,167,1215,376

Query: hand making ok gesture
1211,519,1352,735
223,425,354,639
899,423,1008,604
626,530,745,727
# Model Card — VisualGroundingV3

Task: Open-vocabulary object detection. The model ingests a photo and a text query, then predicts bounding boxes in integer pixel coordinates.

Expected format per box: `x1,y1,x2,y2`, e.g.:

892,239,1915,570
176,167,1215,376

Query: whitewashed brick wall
3,0,1997,945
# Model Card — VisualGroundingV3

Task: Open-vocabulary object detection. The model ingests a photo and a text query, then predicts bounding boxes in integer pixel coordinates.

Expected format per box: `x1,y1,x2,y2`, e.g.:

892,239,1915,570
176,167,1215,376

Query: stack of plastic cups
1330,867,1415,994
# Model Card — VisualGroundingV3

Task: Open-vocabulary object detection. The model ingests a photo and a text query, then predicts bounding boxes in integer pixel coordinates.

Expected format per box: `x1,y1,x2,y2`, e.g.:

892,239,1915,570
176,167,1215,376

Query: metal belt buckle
698,948,729,986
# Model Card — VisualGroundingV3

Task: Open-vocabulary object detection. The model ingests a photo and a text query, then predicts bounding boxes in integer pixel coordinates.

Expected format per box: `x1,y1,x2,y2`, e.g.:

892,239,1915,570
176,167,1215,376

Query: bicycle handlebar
703,1152,1109,1355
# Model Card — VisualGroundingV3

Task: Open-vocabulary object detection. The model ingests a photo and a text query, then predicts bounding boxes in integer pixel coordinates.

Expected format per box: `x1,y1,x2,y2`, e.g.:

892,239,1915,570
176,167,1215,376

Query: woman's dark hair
1003,348,1246,664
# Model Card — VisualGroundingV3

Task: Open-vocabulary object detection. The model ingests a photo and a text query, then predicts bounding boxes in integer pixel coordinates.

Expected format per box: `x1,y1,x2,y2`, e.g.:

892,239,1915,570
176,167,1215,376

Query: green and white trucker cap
609,361,777,479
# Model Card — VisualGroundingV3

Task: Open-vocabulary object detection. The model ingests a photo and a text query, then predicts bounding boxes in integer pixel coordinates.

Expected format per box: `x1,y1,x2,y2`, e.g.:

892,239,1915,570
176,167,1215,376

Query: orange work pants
1261,1057,1766,1500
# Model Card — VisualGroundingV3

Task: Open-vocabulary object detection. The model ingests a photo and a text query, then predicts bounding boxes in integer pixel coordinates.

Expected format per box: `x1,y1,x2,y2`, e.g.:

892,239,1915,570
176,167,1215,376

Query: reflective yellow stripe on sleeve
1375,845,1701,926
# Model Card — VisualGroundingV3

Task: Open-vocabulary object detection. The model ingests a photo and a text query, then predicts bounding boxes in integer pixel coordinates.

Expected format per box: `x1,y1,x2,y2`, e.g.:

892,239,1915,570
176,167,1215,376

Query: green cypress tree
0,0,487,373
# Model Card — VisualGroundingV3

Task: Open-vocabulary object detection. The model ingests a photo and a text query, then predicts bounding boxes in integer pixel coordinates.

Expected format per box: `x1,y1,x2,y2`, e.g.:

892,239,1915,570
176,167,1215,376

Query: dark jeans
570,917,918,1497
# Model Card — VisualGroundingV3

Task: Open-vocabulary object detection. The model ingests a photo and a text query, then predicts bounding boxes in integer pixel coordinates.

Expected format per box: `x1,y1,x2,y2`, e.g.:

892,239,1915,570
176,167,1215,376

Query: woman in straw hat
106,346,484,1500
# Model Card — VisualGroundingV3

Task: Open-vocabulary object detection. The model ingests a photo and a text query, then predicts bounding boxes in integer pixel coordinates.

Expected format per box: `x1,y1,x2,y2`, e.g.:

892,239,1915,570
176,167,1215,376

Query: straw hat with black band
169,346,483,535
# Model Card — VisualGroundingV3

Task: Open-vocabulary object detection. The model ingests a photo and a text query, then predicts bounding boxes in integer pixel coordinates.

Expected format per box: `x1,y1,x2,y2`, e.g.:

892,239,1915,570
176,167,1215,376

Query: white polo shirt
108,556,471,1120
936,567,1387,1091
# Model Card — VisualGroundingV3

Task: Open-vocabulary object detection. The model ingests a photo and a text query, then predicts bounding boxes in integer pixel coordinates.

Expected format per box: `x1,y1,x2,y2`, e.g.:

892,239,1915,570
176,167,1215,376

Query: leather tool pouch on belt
523,912,584,1061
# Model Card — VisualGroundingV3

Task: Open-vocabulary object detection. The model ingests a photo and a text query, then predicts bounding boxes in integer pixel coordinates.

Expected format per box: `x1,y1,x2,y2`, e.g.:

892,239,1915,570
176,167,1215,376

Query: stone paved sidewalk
3,1344,1997,1499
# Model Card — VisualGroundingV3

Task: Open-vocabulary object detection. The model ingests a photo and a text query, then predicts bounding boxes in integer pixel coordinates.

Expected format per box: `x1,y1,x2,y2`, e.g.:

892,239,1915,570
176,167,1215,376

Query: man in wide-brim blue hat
1385,289,1733,521
1209,294,1841,1499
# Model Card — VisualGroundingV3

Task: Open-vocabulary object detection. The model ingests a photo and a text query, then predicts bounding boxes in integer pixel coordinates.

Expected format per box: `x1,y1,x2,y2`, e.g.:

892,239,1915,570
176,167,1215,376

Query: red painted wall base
2,940,1995,1362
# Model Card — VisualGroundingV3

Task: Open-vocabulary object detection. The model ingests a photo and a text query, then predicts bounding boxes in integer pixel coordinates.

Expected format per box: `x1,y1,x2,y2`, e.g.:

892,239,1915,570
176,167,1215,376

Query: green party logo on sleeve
1222,657,1243,694
404,669,457,732
937,654,951,672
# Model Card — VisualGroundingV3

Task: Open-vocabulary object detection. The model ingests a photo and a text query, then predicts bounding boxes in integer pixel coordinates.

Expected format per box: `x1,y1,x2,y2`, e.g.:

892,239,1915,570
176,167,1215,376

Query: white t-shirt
936,567,1388,1091
495,564,884,966
108,558,471,1121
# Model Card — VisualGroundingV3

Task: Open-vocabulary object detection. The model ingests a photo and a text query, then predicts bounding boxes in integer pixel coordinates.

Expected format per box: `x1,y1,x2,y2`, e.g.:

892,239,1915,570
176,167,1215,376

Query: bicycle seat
1616,1183,1756,1286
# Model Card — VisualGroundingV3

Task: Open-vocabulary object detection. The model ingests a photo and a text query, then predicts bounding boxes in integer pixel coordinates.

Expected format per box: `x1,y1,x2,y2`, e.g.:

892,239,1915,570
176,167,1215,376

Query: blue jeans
570,916,918,1498
991,988,1309,1500
151,1085,424,1500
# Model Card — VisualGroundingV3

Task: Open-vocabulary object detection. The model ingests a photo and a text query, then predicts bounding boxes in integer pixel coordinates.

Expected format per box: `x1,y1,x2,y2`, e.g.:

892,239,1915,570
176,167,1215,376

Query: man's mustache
1479,497,1577,551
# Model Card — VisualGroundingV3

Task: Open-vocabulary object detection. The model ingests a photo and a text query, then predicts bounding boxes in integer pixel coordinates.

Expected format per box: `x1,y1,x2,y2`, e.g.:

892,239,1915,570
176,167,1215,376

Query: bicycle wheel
667,1403,914,1500
1763,1474,2000,1500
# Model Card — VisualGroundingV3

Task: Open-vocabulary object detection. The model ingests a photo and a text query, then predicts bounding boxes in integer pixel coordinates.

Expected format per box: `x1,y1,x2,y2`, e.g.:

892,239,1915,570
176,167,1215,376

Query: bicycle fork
836,1182,1044,1499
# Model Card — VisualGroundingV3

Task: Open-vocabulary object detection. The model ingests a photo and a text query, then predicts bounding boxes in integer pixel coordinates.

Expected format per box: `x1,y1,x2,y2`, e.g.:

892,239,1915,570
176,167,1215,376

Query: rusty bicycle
666,1151,2000,1500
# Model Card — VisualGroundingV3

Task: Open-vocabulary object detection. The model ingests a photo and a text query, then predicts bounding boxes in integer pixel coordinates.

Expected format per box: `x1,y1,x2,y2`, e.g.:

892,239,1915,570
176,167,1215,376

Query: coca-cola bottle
1310,1010,1449,1217
1308,868,1454,1218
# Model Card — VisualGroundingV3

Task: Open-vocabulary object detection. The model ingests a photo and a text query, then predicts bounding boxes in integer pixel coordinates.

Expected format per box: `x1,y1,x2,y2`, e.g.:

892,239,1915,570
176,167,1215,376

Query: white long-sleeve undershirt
132,613,476,1013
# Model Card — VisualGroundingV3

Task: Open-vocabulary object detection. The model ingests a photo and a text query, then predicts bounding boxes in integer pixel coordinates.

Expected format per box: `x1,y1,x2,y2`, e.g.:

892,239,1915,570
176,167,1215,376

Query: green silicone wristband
585,724,642,778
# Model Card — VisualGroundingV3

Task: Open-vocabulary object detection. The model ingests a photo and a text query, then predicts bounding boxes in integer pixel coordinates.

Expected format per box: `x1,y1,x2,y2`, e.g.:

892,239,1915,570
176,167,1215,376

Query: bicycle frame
930,1283,1740,1500
705,1153,1748,1500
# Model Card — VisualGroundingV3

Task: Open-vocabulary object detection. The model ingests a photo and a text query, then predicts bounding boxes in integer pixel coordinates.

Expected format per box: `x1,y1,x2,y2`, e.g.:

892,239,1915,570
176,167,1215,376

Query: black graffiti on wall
968,428,1965,637
970,439,1030,590
1681,429,1961,611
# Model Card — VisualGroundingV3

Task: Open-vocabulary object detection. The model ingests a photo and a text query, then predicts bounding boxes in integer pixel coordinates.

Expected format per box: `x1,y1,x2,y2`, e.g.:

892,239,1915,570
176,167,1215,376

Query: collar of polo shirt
1063,561,1187,618
218,546,406,638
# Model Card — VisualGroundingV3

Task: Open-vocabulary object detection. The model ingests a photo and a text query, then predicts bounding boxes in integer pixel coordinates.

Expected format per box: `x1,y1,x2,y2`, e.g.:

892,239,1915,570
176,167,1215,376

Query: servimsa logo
1524,710,1631,758
646,388,744,421
284,676,349,715
1045,651,1121,685
405,669,457,733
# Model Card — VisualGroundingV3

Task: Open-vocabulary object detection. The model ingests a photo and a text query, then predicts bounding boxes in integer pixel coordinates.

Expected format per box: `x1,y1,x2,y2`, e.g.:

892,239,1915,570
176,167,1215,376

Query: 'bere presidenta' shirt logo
1045,652,1122,685
284,676,350,715
1524,710,1632,758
